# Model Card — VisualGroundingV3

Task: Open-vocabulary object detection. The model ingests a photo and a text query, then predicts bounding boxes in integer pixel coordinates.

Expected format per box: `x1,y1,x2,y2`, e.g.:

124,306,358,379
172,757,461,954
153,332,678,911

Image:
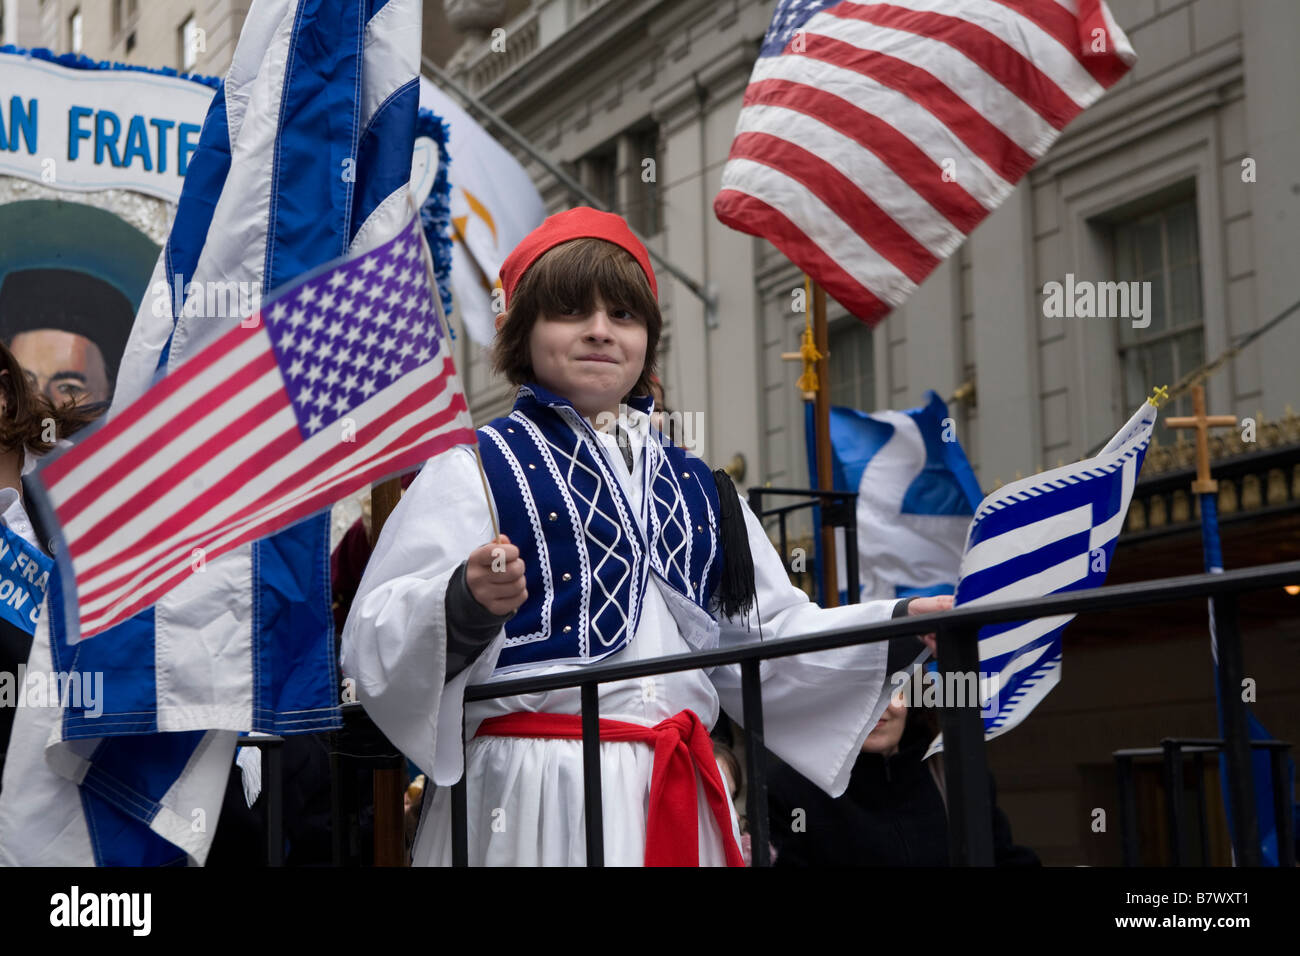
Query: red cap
498,206,657,309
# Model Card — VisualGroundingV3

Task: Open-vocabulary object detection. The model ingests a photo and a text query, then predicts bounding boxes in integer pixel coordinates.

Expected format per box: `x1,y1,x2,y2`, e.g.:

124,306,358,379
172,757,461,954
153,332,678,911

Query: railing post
843,504,859,605
1213,593,1260,865
330,743,344,866
1269,744,1295,868
451,777,469,866
935,624,994,865
1115,754,1138,866
581,682,605,866
741,659,771,867
1192,750,1210,865
263,737,284,867
778,514,788,578
452,707,468,866
1161,739,1185,865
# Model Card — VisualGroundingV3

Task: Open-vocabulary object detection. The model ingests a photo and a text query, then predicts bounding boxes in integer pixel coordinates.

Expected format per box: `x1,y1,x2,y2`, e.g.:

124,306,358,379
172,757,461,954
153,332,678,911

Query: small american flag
43,212,475,638
714,0,1136,325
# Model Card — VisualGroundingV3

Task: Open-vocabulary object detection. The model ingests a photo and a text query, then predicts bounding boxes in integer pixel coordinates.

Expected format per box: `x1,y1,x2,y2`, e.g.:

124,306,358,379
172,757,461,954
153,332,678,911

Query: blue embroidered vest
477,384,723,674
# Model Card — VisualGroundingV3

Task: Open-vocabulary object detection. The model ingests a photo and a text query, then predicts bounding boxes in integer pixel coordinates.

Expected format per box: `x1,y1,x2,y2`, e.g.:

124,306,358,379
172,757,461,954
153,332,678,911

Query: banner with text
0,51,216,203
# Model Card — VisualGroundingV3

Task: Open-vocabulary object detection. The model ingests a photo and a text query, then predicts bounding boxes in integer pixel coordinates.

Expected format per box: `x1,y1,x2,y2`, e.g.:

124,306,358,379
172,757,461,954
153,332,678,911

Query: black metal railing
234,734,285,866
748,486,860,605
1125,441,1300,543
1114,737,1295,867
434,558,1300,867
329,701,407,866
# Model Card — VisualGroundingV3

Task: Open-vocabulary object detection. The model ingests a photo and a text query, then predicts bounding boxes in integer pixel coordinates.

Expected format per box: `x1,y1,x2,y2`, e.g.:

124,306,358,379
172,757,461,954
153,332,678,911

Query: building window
582,144,618,213
828,317,875,411
1114,197,1204,432
625,123,662,237
179,14,201,71
578,123,664,237
69,8,82,54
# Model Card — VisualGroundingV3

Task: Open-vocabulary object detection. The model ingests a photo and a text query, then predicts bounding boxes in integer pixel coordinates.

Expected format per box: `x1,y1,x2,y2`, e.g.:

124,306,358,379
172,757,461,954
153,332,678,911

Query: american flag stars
760,0,836,56
263,217,441,437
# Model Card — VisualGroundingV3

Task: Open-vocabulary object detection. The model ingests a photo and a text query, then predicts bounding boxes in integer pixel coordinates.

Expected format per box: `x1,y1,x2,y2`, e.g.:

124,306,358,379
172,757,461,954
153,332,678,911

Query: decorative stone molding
456,5,541,94
444,0,508,37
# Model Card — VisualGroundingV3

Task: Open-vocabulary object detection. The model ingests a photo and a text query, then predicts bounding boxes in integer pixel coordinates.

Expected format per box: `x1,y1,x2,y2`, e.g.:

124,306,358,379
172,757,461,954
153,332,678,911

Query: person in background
767,639,1040,867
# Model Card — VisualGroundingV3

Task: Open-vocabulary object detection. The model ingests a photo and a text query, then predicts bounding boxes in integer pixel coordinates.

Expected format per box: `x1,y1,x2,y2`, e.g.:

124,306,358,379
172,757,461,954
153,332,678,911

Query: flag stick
811,282,839,607
472,445,501,539
365,198,485,868
408,194,501,540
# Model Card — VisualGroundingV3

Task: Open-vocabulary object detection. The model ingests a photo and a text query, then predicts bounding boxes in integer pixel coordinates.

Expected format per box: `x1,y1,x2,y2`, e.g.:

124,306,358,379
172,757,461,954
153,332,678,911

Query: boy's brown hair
491,237,661,400
0,342,99,457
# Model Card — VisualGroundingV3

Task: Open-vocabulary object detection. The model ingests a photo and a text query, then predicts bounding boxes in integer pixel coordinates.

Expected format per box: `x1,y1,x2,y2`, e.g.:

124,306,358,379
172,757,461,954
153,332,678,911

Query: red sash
474,709,746,867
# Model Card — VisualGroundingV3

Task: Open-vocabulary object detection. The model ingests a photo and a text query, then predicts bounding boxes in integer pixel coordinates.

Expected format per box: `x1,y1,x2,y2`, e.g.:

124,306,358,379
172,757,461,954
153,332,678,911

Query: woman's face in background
862,695,908,756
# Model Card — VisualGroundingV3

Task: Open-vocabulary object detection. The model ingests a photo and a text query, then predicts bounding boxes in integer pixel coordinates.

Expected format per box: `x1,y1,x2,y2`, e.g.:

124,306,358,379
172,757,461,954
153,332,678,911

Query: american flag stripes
43,213,474,640
714,0,1136,324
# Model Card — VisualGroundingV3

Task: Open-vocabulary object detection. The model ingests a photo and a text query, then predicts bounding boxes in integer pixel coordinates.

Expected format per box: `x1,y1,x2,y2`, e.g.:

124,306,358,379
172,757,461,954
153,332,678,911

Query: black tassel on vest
712,469,757,619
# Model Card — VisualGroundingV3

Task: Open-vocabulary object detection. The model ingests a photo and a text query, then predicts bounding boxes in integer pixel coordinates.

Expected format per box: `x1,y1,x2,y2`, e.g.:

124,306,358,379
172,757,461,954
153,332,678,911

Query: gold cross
781,325,824,401
1163,385,1237,494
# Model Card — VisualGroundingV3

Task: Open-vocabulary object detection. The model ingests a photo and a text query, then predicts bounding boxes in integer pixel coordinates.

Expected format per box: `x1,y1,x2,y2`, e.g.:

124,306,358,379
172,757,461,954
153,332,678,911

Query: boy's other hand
907,594,954,656
466,534,528,617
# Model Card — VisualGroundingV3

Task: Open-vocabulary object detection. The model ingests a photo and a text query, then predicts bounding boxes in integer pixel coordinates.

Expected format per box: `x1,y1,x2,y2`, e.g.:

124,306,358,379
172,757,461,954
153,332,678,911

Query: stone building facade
5,0,250,77
10,0,1298,866
436,0,1300,498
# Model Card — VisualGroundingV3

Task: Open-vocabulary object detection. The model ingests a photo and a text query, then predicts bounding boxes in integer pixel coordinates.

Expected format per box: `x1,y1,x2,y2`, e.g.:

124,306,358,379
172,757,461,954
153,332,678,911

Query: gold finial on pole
781,274,824,401
793,325,823,399
949,379,976,406
1148,384,1170,408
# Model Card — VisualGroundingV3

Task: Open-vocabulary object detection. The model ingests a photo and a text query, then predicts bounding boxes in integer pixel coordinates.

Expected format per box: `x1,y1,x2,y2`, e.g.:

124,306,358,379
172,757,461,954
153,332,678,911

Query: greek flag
810,391,981,605
926,400,1157,756
0,0,424,866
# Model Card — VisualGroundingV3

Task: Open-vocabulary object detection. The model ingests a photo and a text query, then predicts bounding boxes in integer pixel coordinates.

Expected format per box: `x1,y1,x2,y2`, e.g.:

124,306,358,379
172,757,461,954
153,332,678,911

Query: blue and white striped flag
926,400,1158,756
0,0,425,865
838,391,982,601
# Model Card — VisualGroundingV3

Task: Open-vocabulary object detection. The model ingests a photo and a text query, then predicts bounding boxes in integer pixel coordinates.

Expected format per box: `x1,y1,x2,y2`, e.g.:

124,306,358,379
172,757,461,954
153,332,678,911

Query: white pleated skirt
414,733,742,867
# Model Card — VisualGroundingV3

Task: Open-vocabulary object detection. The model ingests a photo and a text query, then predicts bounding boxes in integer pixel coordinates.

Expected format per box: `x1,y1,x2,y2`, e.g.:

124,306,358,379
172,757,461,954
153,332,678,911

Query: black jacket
767,713,1040,867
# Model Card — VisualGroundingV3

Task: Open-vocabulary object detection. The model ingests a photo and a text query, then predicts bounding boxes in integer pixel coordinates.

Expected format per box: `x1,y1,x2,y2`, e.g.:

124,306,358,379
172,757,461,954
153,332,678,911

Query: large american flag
714,0,1136,324
43,212,475,639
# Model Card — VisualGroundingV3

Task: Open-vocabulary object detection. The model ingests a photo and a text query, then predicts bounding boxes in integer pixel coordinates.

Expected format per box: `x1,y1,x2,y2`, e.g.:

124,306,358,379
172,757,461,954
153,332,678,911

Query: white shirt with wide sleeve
340,411,901,866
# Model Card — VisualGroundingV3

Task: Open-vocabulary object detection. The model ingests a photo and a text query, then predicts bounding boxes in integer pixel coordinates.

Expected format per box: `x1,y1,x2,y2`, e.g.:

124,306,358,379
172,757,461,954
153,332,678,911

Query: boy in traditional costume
340,208,949,865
